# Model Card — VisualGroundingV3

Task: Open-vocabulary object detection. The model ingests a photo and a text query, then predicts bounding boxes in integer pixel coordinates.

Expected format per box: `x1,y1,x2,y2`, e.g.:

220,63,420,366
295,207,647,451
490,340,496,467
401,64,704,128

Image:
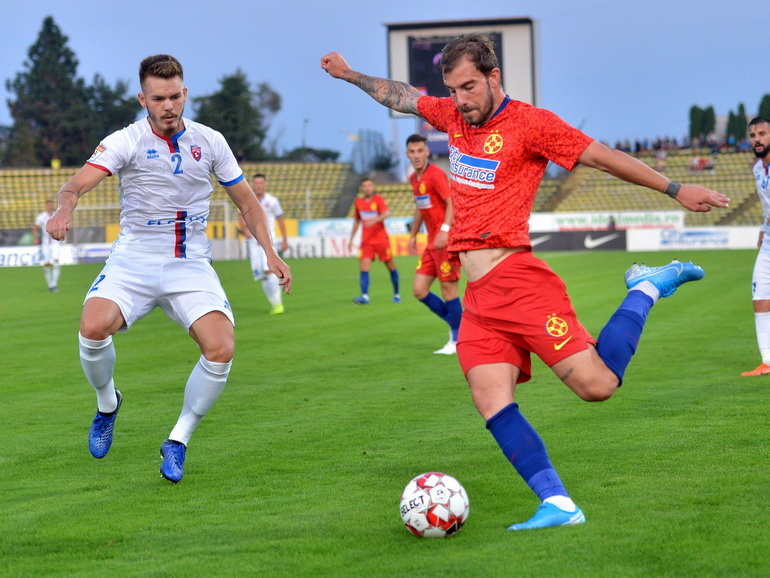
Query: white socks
755,311,770,365
544,495,578,512
262,274,283,307
168,356,231,445
79,333,118,413
630,280,660,303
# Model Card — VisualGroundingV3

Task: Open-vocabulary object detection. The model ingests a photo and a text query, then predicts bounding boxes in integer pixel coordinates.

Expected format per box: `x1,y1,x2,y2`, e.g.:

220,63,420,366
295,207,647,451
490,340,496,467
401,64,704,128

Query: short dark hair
439,34,498,77
139,55,184,88
253,173,267,180
749,117,770,128
406,134,427,146
359,177,373,186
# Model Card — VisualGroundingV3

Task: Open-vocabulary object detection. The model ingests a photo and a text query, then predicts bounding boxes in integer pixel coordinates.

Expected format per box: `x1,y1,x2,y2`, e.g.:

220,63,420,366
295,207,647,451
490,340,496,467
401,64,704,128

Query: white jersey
34,211,58,245
87,117,243,259
257,192,284,242
754,159,770,227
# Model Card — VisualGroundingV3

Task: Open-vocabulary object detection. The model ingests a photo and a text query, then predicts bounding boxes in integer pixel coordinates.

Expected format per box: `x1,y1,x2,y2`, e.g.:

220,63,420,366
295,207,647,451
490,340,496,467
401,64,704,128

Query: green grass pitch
1,250,768,576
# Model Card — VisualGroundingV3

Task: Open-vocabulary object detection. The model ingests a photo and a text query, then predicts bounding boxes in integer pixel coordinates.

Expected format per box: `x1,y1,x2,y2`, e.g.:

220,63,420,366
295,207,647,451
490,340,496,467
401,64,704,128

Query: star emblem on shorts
545,314,569,338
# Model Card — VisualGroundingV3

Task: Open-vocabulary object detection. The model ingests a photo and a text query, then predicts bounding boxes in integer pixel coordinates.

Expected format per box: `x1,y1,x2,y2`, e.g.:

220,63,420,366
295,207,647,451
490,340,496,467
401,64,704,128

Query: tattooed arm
321,51,423,116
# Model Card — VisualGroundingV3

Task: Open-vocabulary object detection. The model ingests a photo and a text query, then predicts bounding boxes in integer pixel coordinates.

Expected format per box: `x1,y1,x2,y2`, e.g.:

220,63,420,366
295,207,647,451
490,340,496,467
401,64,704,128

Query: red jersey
410,162,451,249
353,194,390,246
417,96,593,256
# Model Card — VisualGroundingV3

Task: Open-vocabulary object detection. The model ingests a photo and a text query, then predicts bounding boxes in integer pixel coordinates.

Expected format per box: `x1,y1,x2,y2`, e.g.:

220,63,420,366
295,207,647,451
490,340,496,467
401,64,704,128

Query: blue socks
596,289,654,384
390,268,399,296
420,293,462,340
486,403,568,501
359,271,369,296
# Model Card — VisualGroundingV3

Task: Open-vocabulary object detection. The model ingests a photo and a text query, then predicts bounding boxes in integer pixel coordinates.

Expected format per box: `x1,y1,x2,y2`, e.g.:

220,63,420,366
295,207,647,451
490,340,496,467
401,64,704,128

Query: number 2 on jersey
171,153,184,175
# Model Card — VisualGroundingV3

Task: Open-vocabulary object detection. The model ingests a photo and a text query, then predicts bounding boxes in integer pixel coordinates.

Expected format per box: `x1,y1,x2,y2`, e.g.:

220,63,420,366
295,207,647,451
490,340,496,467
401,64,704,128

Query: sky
0,0,759,176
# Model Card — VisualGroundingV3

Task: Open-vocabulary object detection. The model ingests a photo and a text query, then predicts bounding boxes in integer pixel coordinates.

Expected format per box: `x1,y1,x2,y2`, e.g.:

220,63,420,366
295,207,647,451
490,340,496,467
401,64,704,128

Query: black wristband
664,181,681,199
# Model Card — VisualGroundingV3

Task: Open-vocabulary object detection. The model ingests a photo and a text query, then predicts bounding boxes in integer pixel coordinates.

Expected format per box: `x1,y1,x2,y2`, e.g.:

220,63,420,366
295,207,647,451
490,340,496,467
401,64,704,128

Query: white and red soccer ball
399,472,470,537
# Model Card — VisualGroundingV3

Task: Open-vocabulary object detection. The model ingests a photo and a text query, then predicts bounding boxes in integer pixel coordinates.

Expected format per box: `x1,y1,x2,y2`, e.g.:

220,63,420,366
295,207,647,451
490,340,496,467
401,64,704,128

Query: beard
755,143,770,159
459,82,496,127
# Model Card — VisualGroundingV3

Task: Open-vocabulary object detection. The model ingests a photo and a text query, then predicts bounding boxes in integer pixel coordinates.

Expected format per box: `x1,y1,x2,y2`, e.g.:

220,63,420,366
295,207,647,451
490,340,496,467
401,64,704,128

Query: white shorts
84,251,234,332
752,246,770,300
40,240,62,264
246,237,269,281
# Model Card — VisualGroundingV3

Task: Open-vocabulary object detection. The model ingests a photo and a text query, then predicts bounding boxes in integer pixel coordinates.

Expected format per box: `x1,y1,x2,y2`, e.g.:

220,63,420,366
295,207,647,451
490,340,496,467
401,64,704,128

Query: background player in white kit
742,117,770,376
238,173,289,315
33,200,63,292
46,54,291,483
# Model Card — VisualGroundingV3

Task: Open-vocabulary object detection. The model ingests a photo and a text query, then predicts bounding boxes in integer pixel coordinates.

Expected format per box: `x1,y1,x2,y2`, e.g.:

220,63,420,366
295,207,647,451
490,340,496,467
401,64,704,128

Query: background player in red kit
322,35,729,529
405,134,462,354
348,177,400,304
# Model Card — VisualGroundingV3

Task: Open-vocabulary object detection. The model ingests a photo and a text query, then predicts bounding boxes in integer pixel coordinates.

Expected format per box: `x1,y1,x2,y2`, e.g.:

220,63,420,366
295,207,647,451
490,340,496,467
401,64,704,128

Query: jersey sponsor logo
583,233,620,249
448,146,500,189
483,132,504,154
146,148,160,160
146,215,207,225
190,145,201,161
415,194,432,209
359,210,378,221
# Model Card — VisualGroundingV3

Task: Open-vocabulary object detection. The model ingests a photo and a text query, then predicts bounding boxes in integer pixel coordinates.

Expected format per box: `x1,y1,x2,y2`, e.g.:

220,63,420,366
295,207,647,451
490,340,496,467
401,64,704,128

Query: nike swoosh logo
584,233,620,249
453,133,463,138
554,336,572,351
531,235,552,247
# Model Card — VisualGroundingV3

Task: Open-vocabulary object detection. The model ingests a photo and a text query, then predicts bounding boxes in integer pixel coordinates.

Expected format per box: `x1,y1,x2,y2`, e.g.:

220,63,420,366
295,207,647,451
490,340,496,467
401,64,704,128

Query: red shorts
359,241,392,262
457,250,595,383
416,248,461,281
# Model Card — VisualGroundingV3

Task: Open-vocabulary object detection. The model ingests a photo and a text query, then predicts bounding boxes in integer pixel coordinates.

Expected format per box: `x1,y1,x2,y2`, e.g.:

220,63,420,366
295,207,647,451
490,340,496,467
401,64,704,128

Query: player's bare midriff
459,246,528,282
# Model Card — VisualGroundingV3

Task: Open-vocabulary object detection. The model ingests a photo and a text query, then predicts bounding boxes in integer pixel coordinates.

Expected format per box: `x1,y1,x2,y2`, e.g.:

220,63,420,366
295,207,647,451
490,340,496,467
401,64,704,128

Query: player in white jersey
238,173,289,314
33,200,63,292
742,117,770,376
46,54,292,483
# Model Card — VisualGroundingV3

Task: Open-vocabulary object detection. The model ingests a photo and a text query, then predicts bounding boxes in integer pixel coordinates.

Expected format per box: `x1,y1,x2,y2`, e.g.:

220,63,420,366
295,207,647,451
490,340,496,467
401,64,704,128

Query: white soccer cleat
434,340,457,355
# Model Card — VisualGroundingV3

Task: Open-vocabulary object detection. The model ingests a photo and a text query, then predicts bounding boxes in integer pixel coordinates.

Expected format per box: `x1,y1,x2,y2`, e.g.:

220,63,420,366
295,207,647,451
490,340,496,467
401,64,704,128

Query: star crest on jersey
191,145,201,162
484,132,504,154
545,314,569,338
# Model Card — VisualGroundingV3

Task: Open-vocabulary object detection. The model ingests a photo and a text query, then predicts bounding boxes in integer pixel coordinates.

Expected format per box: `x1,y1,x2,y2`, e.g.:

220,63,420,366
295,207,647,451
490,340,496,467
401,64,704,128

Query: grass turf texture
0,250,768,576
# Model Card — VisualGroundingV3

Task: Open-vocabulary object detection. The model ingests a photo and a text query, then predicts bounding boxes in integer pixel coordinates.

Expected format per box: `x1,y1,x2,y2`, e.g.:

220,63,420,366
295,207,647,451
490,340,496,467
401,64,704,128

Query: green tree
4,16,139,167
758,94,770,120
726,104,748,143
283,146,340,162
689,105,716,142
193,70,281,161
689,105,704,140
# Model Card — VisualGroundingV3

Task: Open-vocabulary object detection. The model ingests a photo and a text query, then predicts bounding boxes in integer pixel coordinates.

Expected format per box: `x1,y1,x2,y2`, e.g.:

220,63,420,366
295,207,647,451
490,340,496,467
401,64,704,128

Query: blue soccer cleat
624,259,704,298
352,296,369,305
393,294,401,304
88,390,122,459
508,502,586,531
160,439,187,483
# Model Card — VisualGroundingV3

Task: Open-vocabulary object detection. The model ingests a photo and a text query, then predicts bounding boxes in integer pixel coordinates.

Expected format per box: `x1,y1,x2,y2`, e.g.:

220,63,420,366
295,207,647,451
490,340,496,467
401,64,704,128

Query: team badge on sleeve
88,144,106,162
191,145,201,161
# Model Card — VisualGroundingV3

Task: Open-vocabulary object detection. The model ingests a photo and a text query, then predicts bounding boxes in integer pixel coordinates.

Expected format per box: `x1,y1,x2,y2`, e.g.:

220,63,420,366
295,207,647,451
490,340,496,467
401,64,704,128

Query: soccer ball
399,472,469,537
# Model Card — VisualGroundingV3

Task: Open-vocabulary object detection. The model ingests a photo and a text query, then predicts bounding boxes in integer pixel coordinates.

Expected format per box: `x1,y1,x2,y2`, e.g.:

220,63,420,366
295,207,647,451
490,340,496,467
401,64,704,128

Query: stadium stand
546,150,758,227
0,151,762,238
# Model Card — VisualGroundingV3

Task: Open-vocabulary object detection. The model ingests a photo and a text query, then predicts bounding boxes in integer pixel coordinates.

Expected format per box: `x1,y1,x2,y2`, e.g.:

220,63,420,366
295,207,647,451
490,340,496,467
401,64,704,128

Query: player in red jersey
405,134,462,354
323,34,730,530
348,177,400,304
